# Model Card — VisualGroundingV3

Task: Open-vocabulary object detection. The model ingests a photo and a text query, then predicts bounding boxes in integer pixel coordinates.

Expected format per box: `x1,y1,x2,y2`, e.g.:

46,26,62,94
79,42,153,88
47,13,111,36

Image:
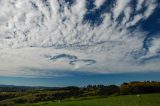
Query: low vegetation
120,81,160,95
20,93,160,106
0,81,160,106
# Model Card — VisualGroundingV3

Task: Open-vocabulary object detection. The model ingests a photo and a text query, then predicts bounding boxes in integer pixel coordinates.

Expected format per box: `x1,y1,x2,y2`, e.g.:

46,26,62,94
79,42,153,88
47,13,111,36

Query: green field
19,93,160,106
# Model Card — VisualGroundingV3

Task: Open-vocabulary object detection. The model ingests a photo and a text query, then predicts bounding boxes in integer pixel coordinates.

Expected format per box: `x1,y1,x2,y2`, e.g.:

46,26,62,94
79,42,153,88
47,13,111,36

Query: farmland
19,93,160,106
0,81,160,106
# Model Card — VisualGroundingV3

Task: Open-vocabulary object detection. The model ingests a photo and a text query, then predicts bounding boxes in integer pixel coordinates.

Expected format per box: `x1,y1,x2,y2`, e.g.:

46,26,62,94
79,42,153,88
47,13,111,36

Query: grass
18,93,160,106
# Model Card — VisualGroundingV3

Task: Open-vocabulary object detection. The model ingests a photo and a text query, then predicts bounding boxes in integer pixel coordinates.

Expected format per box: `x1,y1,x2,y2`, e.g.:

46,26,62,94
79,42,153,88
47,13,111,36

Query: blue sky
0,0,160,86
1,72,160,87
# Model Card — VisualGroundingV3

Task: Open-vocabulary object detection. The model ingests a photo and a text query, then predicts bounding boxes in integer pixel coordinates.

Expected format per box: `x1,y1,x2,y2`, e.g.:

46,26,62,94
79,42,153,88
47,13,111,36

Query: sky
1,72,160,87
0,0,160,86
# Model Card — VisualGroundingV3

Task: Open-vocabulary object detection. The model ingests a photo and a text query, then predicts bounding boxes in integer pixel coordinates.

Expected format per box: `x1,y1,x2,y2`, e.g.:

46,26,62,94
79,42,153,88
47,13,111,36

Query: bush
120,81,160,95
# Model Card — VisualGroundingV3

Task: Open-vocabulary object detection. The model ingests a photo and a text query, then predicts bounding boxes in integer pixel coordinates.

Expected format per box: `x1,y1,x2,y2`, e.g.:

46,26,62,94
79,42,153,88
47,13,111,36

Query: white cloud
136,0,145,11
145,38,160,57
113,0,131,20
143,0,157,19
126,14,143,27
94,0,105,9
0,0,159,77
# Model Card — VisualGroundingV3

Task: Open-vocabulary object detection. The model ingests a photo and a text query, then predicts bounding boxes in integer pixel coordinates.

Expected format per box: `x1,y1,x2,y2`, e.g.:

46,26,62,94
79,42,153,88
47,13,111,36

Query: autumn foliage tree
120,81,160,95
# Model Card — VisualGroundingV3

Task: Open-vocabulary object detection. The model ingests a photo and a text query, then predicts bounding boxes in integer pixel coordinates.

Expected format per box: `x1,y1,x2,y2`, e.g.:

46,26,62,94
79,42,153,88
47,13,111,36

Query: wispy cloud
0,0,160,77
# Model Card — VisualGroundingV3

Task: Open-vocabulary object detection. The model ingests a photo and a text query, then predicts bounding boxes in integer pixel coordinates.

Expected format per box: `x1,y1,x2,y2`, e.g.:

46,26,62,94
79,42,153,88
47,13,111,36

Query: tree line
120,81,160,95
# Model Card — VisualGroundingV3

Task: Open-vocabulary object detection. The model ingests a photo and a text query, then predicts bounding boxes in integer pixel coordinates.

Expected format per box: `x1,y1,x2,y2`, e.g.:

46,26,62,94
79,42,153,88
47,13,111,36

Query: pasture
19,93,160,106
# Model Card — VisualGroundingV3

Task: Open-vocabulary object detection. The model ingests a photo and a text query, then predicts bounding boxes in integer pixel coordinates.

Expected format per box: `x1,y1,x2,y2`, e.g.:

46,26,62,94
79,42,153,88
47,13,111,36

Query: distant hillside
0,81,160,106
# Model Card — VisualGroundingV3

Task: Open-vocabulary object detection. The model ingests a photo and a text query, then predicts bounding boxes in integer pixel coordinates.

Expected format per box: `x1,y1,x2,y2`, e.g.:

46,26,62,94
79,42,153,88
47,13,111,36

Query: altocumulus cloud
0,0,160,77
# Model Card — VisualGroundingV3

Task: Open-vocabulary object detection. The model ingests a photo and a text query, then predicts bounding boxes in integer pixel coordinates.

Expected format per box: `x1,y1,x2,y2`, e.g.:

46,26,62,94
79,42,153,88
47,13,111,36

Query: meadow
19,93,160,106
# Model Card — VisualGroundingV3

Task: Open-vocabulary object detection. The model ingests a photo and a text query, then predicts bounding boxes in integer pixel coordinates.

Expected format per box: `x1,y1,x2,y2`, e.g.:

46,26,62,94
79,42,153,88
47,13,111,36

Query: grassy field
19,93,160,106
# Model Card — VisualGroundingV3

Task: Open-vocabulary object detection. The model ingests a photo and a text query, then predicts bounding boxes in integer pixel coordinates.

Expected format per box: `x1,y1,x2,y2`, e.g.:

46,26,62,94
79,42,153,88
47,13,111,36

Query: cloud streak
0,0,160,77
